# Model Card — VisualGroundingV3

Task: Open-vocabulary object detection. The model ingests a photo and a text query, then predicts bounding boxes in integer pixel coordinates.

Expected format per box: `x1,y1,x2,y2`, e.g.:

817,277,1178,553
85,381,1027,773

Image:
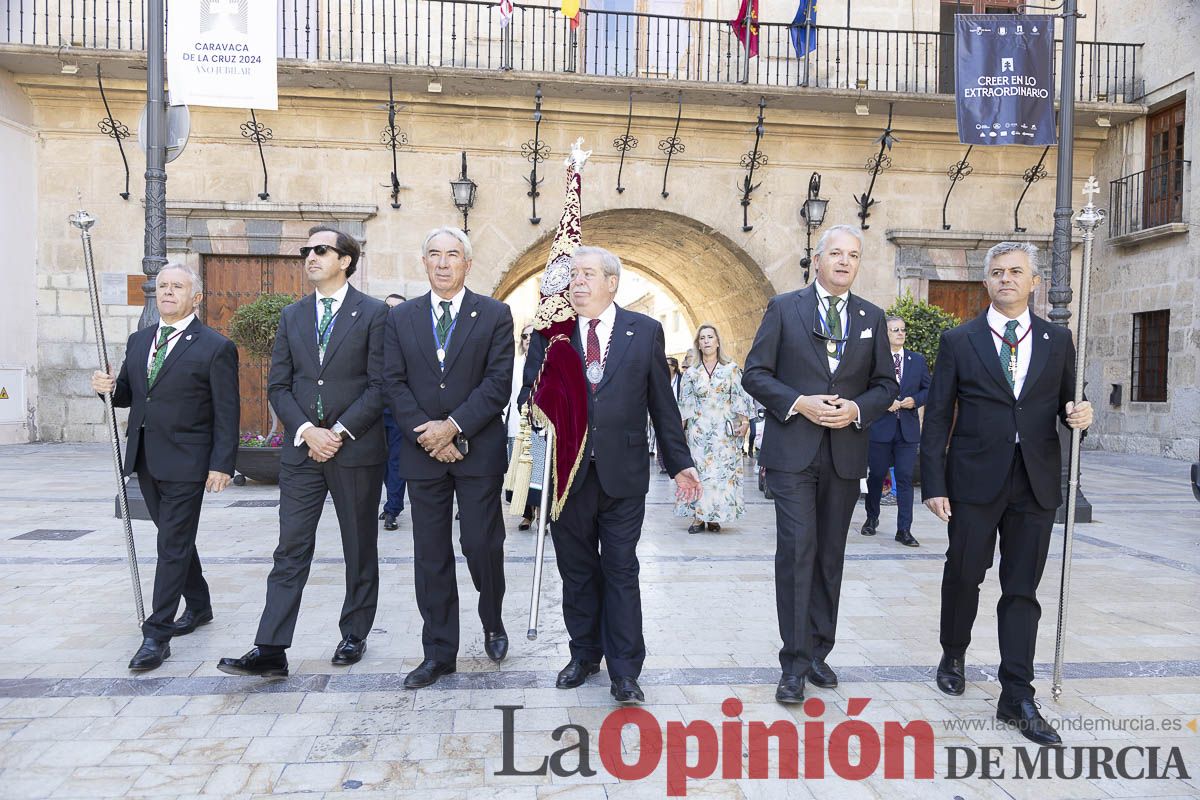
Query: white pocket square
859,329,873,339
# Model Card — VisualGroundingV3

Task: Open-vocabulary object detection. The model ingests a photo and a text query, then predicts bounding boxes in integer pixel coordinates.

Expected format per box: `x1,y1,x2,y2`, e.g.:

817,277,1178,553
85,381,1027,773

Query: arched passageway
494,209,775,361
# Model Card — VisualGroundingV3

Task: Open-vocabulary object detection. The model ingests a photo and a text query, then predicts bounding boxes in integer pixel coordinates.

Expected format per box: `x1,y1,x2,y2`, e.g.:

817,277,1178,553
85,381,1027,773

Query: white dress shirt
577,301,618,369
295,283,352,445
986,305,1033,398
145,313,195,372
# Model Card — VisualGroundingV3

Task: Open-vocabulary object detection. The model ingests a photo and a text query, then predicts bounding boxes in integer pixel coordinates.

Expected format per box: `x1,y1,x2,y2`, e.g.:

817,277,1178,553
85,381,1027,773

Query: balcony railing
1108,159,1191,238
3,0,1142,102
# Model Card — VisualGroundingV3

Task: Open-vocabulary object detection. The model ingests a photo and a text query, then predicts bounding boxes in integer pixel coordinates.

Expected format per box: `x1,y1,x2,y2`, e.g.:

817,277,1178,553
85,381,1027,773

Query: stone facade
0,0,1145,446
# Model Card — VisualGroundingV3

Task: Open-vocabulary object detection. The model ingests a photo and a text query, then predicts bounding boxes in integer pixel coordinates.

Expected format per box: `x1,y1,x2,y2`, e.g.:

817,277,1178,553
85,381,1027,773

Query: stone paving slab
0,444,1196,798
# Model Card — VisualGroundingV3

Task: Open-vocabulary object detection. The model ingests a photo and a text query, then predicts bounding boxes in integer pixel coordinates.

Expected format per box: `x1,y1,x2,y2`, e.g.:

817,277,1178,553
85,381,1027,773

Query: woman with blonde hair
676,323,755,532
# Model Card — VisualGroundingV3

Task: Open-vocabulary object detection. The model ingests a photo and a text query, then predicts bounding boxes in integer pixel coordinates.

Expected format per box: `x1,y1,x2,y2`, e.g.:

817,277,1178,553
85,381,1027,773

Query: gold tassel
505,411,533,515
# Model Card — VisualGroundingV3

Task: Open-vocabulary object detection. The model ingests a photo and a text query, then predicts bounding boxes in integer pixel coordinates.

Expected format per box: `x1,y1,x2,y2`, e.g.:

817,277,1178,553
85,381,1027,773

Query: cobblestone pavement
0,444,1197,799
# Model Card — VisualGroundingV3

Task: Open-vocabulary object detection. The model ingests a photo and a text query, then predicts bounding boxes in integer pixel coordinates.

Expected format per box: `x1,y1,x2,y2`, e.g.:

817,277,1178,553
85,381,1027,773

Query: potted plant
227,292,296,485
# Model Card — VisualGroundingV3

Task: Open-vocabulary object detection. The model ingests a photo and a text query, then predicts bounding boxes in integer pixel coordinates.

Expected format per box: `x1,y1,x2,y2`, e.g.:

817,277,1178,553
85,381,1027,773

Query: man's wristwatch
337,428,351,441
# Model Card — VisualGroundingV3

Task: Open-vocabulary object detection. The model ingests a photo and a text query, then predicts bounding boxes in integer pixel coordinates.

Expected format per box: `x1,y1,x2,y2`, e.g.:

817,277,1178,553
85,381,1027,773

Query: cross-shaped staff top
1081,176,1100,206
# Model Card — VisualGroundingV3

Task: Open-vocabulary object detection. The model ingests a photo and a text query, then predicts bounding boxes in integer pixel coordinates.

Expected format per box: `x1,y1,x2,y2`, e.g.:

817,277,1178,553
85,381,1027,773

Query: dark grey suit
384,288,514,662
743,285,897,675
256,285,388,648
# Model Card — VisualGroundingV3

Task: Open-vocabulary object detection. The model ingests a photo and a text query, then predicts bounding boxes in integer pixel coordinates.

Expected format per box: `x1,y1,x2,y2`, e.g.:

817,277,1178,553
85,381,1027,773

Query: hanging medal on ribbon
432,307,458,370
586,361,603,384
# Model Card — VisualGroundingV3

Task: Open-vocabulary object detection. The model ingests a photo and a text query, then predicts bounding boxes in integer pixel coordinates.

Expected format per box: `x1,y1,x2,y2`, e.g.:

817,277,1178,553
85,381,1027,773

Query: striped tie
147,326,175,388
316,298,334,420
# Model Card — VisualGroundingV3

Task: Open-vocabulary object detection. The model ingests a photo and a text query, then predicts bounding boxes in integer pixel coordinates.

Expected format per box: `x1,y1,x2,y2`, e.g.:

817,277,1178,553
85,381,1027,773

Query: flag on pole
790,0,817,58
730,0,760,58
561,0,581,29
499,0,514,28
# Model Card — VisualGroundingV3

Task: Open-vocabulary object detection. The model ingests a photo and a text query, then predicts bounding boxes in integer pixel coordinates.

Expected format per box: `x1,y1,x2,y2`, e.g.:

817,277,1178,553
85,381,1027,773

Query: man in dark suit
218,225,387,678
91,264,239,671
379,292,408,531
743,225,898,705
922,241,1092,746
862,316,932,547
520,246,700,705
384,227,514,689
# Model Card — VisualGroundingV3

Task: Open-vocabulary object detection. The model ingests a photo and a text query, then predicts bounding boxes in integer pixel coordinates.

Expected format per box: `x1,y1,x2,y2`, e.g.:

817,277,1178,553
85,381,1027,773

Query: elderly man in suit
92,264,239,671
861,315,932,547
384,227,514,689
219,225,388,678
923,241,1092,746
743,224,898,704
520,246,700,705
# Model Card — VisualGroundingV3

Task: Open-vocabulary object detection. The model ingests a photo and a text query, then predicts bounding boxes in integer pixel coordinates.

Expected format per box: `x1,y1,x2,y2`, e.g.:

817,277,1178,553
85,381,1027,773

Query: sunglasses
300,244,346,259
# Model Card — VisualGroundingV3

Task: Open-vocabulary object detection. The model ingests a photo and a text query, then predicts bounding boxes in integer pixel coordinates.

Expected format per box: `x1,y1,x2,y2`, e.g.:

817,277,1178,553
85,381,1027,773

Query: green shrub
227,293,296,360
886,291,961,369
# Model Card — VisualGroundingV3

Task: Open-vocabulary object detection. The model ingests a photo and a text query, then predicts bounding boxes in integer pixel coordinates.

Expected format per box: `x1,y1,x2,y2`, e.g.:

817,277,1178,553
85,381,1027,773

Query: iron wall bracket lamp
450,151,478,233
799,172,829,284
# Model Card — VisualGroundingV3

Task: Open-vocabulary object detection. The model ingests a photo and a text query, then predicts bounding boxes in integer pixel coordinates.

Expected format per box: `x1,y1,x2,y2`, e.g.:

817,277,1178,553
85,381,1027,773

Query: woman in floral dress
676,324,755,532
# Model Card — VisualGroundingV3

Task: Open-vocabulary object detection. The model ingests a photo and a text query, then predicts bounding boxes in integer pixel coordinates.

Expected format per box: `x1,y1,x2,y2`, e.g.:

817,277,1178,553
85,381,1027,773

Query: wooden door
202,255,307,436
1145,102,1185,229
928,280,990,324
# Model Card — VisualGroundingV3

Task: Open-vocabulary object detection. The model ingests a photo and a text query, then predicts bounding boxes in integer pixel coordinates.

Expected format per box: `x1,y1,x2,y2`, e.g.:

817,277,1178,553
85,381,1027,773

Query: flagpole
741,0,753,84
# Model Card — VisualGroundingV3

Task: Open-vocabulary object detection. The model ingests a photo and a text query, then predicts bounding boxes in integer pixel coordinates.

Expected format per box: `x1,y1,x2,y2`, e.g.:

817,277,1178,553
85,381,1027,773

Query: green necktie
825,296,844,343
999,319,1020,390
316,297,334,420
436,300,453,342
147,325,175,388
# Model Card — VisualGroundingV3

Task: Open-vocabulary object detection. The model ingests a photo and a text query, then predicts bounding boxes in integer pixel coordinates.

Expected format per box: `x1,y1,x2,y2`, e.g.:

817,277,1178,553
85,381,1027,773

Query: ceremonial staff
1051,176,1104,701
526,426,554,640
70,203,146,624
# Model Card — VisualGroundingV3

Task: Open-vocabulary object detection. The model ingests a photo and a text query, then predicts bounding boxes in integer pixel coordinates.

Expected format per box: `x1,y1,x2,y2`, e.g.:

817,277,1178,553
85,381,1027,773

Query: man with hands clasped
93,263,239,672
743,224,898,705
922,241,1092,747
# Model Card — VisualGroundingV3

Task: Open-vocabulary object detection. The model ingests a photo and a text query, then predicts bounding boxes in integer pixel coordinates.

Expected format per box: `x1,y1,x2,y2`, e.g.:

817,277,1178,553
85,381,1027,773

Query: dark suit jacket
110,317,239,482
519,305,693,499
268,285,388,467
920,310,1075,510
742,285,899,480
384,288,514,480
869,350,932,444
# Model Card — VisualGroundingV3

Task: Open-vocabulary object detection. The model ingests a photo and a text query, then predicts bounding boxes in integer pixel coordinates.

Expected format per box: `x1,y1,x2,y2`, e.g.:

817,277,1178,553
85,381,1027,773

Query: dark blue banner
955,14,1056,146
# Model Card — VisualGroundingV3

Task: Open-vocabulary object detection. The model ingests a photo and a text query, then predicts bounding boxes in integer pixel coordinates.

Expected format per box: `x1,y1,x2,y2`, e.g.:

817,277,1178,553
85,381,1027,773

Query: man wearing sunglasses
219,225,388,678
743,224,898,705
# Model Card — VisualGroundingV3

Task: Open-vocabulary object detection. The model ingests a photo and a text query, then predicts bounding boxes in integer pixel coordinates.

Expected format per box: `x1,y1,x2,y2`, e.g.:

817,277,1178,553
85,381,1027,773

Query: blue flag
790,0,817,58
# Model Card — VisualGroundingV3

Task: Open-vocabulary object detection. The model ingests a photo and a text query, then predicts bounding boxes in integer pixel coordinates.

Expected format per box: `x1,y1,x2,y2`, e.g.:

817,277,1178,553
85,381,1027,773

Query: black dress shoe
484,631,509,663
936,654,966,696
775,673,805,704
610,676,645,705
404,659,455,689
128,637,170,671
170,607,213,636
556,658,600,688
860,517,878,536
217,647,289,678
687,522,705,534
331,634,367,666
518,517,532,531
997,698,1063,746
707,522,721,532
382,512,398,531
895,530,919,547
809,658,838,689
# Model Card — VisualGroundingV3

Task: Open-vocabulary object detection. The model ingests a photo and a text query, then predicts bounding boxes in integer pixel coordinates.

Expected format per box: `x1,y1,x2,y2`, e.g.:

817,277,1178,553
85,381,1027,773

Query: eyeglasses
300,244,346,259
521,334,532,340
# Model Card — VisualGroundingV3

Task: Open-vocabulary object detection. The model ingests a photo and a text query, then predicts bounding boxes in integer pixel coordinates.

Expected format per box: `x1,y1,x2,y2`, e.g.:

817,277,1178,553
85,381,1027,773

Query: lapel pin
626,330,634,336
1043,332,1050,339
185,335,193,341
352,311,358,317
471,311,478,318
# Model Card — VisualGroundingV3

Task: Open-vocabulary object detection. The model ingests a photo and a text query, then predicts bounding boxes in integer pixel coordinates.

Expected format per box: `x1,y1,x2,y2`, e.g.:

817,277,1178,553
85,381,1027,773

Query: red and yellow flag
730,0,760,57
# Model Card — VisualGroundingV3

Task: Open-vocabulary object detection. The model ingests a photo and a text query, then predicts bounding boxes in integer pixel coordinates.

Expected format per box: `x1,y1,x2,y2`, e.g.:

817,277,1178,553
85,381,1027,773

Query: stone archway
492,209,775,361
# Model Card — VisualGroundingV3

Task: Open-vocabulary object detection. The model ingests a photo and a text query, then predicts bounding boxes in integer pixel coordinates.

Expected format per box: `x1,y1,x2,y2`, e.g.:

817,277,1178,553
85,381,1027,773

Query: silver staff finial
1074,175,1106,232
69,193,97,232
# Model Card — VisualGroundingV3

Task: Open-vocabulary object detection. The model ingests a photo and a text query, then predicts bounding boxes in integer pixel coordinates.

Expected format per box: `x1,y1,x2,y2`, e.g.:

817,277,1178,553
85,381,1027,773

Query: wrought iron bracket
659,92,685,199
738,97,768,232
523,85,549,224
613,91,638,194
1014,146,1051,232
96,66,131,200
941,145,974,231
853,102,899,229
240,110,273,200
378,77,409,210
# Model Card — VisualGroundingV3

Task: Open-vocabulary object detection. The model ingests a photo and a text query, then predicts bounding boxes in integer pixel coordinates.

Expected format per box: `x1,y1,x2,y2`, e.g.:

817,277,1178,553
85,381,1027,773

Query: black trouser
407,472,507,662
766,432,860,676
939,446,1055,703
136,448,210,641
255,458,383,648
552,465,648,679
865,435,918,531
